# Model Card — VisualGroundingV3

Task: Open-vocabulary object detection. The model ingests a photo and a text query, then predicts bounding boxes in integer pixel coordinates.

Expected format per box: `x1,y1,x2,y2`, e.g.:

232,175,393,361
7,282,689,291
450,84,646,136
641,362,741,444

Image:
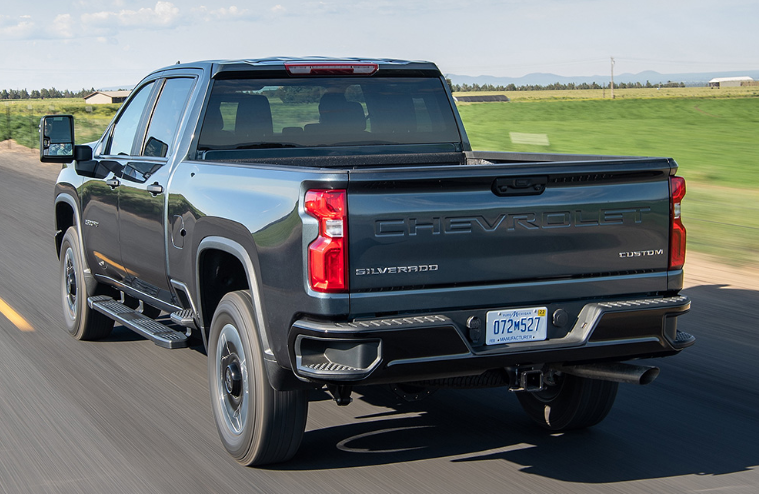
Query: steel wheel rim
62,247,78,321
216,323,249,436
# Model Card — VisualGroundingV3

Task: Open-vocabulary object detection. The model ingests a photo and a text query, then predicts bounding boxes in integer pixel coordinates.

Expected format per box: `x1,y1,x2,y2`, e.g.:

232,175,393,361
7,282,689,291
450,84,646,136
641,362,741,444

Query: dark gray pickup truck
40,57,693,466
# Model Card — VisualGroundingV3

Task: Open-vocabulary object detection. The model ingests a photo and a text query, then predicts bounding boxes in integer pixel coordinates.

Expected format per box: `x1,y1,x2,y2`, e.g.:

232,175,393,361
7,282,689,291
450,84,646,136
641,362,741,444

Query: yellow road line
0,297,34,332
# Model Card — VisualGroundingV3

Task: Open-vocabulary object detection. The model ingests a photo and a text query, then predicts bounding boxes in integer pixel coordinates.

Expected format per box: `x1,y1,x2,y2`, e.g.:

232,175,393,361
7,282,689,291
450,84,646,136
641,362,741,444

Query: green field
456,96,759,188
1,99,120,148
3,90,758,266
456,93,759,265
454,85,759,101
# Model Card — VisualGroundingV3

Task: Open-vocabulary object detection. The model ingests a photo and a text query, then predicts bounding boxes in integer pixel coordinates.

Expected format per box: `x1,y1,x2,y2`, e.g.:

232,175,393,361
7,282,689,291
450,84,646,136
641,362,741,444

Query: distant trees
0,87,96,100
448,81,686,92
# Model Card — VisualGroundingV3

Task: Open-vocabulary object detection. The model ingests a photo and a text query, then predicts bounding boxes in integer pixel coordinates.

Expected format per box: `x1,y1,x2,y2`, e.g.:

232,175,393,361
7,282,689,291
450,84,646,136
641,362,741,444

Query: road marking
0,297,34,332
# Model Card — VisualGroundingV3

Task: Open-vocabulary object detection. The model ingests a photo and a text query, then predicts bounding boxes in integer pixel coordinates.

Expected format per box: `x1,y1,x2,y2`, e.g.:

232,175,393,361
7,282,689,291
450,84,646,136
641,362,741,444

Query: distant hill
447,70,759,87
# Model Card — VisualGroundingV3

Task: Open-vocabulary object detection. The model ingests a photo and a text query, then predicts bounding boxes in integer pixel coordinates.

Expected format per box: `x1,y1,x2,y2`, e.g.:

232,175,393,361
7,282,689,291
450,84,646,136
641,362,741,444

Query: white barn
708,77,754,88
83,90,131,104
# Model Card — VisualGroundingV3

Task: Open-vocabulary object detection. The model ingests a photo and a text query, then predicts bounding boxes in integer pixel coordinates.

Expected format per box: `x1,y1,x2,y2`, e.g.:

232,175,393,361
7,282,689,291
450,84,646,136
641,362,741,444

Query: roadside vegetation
1,99,120,148
454,85,759,101
455,87,759,266
2,86,757,266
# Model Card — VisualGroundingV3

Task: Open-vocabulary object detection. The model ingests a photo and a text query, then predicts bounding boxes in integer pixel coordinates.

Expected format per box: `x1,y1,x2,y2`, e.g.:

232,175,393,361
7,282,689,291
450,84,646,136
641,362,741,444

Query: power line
617,57,759,67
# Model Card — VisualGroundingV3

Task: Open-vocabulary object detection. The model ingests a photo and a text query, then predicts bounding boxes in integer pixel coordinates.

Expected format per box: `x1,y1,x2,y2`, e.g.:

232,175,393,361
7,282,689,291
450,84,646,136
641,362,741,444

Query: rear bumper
288,295,691,386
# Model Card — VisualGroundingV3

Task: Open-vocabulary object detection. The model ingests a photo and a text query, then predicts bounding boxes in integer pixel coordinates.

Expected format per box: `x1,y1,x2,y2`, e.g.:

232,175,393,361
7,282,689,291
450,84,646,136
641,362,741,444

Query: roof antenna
176,61,181,65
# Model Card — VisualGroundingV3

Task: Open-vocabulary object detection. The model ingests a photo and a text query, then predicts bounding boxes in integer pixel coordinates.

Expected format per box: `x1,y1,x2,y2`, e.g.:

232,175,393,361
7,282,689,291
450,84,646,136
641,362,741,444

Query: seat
234,94,273,143
198,94,273,148
197,99,233,148
318,93,366,133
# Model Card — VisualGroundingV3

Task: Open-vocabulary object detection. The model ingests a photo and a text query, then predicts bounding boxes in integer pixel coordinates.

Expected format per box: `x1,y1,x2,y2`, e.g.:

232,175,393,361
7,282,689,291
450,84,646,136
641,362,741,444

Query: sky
1,0,758,90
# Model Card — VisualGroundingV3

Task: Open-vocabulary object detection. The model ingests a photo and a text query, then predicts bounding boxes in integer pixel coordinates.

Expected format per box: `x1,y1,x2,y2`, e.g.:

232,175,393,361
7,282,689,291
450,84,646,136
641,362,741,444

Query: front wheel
60,227,115,340
208,291,308,466
516,372,618,431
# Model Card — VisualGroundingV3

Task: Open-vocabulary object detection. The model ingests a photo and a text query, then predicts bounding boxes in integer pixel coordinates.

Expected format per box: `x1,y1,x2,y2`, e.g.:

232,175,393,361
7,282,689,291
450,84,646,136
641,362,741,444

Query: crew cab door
81,80,157,282
117,77,196,299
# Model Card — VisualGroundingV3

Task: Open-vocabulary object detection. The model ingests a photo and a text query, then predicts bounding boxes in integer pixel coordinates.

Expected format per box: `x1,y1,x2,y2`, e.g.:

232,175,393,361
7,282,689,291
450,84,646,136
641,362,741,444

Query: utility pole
610,57,615,99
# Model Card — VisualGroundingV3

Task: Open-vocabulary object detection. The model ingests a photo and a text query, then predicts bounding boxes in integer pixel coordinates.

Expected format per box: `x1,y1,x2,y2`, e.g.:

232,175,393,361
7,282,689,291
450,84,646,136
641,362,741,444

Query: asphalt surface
1,146,758,494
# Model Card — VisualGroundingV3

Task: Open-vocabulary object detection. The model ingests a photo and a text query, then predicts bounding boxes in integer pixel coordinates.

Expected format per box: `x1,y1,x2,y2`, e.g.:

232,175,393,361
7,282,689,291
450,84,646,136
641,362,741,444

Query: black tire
208,291,308,466
516,373,618,431
122,294,162,319
60,227,115,340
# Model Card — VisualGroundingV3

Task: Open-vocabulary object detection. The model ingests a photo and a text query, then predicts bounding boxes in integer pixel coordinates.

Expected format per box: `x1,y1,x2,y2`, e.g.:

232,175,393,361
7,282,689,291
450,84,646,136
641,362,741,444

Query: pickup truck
40,57,693,466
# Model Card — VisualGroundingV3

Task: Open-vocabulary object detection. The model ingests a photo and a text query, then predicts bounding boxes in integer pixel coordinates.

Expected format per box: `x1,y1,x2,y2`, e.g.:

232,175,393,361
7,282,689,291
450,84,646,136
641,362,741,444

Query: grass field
456,96,759,188
683,186,759,266
454,85,759,101
2,89,758,266
455,91,759,266
1,99,120,148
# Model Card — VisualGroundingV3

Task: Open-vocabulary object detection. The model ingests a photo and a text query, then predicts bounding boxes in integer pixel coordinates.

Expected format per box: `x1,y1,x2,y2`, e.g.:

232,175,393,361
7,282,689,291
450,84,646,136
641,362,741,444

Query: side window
106,82,155,156
142,78,195,157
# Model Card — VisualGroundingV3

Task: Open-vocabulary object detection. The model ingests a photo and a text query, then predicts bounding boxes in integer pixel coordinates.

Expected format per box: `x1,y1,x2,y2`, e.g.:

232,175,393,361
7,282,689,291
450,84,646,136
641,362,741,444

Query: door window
106,82,155,156
142,78,195,157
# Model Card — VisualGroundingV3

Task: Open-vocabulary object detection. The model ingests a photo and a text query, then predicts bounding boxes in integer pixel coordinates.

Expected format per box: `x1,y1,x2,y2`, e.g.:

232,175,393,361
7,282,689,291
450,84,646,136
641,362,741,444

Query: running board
170,308,197,330
88,295,189,349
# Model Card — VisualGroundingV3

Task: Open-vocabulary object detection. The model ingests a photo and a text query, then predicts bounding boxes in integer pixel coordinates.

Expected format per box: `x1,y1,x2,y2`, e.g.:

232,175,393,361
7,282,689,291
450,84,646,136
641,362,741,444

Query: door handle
147,182,164,196
105,178,120,189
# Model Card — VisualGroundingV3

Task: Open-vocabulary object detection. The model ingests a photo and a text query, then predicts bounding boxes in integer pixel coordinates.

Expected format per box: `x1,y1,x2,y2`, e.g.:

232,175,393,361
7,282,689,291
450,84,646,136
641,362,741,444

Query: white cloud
0,16,36,39
193,5,254,21
82,1,180,29
51,14,74,39
271,4,286,13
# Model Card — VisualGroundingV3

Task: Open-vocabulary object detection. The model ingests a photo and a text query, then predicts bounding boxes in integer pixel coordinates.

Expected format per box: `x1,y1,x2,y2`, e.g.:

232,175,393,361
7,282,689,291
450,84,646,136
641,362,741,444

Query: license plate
485,307,548,345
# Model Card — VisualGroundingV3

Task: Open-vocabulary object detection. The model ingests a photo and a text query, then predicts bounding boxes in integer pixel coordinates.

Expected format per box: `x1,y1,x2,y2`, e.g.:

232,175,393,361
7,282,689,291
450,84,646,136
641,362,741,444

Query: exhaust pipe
552,362,660,385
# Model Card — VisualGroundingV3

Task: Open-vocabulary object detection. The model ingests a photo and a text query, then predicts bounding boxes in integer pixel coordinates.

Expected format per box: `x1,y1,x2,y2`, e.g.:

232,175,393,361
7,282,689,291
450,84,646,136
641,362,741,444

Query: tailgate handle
492,176,547,196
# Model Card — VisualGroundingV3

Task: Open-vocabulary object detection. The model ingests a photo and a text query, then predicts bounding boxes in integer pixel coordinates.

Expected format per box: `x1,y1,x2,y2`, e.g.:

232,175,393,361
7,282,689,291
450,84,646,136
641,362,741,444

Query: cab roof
156,57,443,79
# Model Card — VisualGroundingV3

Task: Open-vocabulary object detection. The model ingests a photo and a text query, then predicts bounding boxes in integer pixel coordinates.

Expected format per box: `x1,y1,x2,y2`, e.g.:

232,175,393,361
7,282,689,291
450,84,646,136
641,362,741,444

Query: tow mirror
40,115,75,163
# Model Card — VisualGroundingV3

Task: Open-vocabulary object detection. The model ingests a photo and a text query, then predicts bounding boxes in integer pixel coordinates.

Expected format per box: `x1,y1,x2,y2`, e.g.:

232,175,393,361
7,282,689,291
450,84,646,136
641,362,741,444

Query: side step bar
88,295,189,349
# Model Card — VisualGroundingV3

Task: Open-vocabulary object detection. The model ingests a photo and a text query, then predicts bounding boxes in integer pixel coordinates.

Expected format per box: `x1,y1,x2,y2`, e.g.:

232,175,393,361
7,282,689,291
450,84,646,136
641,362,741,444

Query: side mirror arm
74,145,93,162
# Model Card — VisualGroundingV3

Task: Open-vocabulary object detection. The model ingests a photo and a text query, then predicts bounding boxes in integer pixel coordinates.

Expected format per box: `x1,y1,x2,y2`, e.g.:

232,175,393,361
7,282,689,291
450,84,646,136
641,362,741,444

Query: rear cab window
196,76,462,156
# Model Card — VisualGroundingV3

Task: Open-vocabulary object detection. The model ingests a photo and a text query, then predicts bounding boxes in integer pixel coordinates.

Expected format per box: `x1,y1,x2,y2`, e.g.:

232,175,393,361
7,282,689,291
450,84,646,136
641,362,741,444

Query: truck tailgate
346,159,674,293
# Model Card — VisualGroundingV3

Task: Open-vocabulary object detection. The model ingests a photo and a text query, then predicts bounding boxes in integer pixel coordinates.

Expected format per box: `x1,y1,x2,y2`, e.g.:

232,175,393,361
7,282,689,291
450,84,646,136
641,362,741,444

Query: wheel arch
196,237,274,359
54,192,81,260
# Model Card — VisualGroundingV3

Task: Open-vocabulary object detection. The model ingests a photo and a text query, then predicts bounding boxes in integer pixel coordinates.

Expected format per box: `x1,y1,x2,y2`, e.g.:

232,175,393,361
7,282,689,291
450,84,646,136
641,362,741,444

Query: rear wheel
516,373,618,431
208,291,308,466
60,227,115,340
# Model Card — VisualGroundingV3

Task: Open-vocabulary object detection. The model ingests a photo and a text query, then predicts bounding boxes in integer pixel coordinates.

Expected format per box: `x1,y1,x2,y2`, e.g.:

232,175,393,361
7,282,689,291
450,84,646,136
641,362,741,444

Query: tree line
0,87,97,100
446,79,686,92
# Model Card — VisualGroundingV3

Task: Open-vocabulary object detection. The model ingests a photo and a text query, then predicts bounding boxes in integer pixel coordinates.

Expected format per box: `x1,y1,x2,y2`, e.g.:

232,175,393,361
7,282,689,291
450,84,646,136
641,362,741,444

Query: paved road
1,146,758,494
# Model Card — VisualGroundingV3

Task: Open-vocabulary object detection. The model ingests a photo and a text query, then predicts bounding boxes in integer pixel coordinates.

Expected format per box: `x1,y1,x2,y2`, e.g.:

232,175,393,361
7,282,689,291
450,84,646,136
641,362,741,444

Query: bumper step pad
88,295,189,349
672,330,696,349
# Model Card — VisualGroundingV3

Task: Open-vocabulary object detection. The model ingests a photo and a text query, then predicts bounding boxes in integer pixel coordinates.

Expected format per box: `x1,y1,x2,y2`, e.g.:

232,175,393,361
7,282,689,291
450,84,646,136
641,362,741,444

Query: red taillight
669,176,686,270
305,189,348,292
285,63,378,76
